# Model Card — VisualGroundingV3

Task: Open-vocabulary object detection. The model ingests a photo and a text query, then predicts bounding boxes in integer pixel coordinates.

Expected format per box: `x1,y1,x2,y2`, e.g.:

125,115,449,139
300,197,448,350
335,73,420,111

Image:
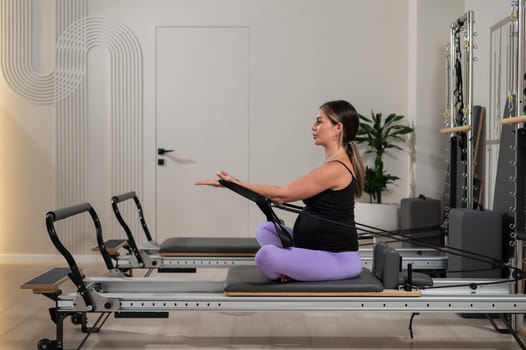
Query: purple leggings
254,221,362,281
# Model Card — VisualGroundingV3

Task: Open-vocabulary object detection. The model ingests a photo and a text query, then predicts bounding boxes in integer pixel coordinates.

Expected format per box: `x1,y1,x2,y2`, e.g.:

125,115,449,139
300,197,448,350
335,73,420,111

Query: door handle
158,148,175,156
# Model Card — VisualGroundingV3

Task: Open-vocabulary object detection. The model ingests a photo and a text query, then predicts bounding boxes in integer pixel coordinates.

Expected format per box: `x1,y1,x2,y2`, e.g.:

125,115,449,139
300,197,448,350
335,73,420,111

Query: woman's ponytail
346,142,364,197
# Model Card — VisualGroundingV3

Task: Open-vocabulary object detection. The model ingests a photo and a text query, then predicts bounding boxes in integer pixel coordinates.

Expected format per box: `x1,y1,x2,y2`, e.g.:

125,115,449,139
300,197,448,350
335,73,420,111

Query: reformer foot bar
22,190,526,349
106,191,447,273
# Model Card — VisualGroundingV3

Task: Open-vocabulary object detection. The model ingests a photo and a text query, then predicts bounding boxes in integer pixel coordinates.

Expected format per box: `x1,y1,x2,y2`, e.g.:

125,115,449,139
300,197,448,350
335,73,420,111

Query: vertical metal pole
449,24,457,128
447,23,457,218
515,0,524,287
509,14,518,100
466,11,474,209
517,1,525,118
513,0,524,332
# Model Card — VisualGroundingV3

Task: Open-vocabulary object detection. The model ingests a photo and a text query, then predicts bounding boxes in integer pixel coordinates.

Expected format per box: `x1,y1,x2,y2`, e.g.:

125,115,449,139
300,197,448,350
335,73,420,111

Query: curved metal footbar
111,191,152,267
45,203,116,311
218,180,526,286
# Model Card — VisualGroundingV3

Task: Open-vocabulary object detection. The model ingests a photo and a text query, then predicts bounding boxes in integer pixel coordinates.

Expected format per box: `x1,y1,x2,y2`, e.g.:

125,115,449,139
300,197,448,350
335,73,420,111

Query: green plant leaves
356,111,414,203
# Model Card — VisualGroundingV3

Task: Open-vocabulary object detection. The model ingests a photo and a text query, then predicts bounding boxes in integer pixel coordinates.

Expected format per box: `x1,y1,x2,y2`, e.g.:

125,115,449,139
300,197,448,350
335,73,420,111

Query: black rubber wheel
71,312,84,325
37,338,52,350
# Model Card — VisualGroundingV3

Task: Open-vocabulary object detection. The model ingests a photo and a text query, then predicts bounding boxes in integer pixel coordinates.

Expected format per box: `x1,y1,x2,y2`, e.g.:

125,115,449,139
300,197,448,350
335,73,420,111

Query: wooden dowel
500,115,526,125
440,125,472,134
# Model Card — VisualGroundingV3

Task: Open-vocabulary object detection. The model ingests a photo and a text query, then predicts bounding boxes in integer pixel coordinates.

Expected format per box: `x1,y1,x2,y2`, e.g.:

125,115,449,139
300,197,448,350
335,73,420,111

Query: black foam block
400,197,442,247
447,208,503,278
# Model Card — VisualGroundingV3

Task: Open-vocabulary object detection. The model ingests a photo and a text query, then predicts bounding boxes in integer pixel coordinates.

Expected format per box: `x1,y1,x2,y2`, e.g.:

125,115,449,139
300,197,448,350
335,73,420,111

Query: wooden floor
3,262,526,350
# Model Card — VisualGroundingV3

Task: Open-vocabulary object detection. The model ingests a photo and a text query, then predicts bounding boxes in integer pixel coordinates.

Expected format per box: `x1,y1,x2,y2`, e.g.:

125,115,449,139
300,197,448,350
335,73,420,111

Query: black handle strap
218,180,293,248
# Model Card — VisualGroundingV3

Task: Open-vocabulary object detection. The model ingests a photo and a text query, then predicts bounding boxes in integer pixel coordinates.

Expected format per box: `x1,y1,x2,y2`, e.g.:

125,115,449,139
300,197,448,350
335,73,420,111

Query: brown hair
320,100,365,197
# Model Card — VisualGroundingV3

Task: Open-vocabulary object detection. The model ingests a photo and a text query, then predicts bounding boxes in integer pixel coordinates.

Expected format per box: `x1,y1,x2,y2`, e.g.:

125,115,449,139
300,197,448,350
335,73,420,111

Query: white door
155,26,250,241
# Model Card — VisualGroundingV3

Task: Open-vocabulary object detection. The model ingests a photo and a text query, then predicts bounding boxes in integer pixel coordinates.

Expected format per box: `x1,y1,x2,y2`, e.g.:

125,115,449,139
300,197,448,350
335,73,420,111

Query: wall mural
0,0,143,252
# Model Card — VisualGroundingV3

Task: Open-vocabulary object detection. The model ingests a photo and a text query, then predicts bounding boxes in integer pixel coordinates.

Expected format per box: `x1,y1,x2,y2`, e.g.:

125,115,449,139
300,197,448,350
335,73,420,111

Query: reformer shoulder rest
373,241,433,289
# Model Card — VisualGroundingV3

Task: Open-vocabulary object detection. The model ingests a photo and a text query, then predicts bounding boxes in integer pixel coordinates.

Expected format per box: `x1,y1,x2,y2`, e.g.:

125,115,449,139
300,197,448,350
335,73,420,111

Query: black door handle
158,148,175,156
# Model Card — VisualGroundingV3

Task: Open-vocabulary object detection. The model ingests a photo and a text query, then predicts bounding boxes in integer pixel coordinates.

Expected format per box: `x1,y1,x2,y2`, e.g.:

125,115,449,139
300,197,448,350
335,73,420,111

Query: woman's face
311,110,341,146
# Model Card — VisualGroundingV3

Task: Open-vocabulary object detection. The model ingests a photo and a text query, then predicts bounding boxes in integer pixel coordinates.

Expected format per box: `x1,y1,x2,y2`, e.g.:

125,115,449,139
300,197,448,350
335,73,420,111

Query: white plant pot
355,202,400,232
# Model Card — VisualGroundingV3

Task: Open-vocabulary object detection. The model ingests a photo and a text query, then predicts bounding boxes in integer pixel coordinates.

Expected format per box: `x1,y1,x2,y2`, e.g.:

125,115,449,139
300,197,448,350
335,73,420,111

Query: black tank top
292,160,358,252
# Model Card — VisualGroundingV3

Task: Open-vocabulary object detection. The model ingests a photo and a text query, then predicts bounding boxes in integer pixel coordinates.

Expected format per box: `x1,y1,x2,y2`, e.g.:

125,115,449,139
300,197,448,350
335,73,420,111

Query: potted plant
355,111,415,204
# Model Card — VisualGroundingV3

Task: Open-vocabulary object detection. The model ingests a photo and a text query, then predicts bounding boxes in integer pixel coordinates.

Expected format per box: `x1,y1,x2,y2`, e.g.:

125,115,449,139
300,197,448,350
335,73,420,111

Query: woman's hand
194,178,222,187
195,170,239,187
215,170,239,182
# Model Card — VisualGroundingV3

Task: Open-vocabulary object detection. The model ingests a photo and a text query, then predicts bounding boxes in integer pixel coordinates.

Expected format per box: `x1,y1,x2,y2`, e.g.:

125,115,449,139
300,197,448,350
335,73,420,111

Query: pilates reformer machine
20,178,526,350
104,191,446,275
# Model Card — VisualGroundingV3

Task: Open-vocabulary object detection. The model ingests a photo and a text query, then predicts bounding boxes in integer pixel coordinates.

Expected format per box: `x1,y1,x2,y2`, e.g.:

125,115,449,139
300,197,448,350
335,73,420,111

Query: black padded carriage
159,237,258,256
224,266,385,296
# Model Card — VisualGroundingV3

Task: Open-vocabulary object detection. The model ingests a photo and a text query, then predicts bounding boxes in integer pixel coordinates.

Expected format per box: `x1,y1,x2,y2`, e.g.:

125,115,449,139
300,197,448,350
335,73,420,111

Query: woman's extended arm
195,163,347,204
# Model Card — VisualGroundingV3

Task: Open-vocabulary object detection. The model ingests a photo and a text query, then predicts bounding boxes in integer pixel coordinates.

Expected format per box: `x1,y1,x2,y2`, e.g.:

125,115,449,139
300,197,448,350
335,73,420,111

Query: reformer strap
218,180,293,248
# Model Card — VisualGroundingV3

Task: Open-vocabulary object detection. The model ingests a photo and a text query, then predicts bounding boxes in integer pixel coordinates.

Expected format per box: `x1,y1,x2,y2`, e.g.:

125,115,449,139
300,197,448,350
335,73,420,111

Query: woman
195,100,365,281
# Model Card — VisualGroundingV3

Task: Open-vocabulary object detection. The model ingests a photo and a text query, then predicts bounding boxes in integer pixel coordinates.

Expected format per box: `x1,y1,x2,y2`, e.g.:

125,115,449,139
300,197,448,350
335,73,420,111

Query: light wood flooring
2,262,526,350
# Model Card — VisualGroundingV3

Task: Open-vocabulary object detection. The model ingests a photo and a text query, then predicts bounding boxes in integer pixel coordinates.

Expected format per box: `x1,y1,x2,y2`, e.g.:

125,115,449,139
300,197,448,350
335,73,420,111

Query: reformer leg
486,314,526,350
408,312,420,339
41,309,111,350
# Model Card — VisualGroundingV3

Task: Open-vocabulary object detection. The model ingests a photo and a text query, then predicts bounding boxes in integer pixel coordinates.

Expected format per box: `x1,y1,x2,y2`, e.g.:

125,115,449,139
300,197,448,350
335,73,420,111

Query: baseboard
0,254,102,264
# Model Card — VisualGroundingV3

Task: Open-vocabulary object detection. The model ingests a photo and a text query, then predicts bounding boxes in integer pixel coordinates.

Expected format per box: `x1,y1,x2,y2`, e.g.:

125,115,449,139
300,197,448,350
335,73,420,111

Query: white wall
0,3,57,256
0,0,513,257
